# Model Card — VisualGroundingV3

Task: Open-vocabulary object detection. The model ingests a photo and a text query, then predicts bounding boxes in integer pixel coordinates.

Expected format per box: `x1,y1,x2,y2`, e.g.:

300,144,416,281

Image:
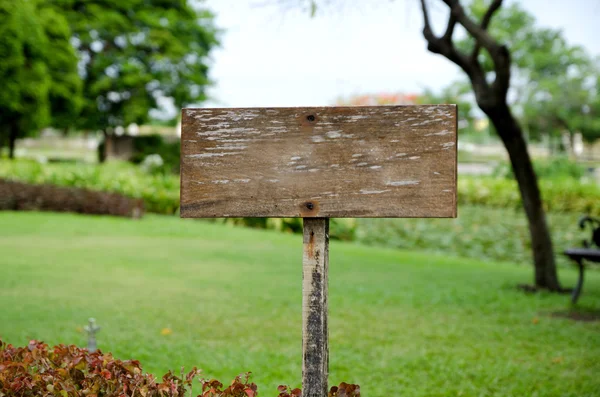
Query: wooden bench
564,216,600,303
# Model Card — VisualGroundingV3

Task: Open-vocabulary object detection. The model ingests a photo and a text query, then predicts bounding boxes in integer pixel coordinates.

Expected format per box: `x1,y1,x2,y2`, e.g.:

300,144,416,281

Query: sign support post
302,218,329,397
180,105,457,397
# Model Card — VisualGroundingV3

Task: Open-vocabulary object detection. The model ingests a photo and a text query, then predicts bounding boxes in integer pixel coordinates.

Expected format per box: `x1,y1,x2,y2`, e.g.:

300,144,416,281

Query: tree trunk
487,105,561,291
0,131,5,158
100,130,112,163
8,123,18,160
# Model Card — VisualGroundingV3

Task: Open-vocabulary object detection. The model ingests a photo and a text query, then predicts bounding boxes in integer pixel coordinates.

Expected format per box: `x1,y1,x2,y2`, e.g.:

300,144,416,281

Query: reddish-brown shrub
0,179,143,218
0,340,360,397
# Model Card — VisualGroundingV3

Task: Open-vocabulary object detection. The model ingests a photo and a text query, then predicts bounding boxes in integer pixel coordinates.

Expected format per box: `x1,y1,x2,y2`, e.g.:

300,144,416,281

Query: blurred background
1,0,600,396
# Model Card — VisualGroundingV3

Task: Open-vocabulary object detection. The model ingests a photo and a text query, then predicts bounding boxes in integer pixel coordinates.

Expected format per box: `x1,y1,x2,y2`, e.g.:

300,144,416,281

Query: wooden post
302,218,329,397
180,105,458,397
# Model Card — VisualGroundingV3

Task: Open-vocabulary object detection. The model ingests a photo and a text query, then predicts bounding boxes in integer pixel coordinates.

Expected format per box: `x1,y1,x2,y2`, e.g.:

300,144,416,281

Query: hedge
0,160,179,215
0,179,143,218
1,160,598,217
458,176,600,216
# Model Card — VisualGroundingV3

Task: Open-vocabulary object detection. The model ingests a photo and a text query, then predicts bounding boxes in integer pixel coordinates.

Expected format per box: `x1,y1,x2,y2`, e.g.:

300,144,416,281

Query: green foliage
131,134,181,174
492,157,587,180
0,160,179,214
2,157,598,222
214,218,356,241
0,0,82,156
0,0,51,151
357,205,588,268
458,176,600,215
38,2,82,133
61,0,219,132
1,212,600,396
460,0,600,144
419,83,476,134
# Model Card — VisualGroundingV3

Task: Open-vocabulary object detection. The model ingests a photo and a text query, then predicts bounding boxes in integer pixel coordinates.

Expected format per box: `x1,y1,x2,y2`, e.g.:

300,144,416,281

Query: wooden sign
180,105,457,397
180,106,457,219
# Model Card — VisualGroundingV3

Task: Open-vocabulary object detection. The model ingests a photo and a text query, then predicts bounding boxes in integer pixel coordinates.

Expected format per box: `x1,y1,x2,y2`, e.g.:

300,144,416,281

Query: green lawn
1,212,599,397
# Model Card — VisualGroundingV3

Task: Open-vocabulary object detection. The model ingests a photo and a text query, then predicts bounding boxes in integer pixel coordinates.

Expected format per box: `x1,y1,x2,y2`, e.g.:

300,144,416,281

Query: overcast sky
201,0,600,108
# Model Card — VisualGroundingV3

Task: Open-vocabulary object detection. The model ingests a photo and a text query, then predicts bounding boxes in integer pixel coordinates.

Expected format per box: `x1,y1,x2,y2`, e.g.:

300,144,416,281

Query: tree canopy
39,1,83,134
0,0,71,157
0,0,218,157
301,0,589,291
62,0,219,133
455,0,600,144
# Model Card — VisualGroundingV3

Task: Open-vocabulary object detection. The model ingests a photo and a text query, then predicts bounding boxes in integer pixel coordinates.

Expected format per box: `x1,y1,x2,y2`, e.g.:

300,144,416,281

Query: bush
492,156,587,180
0,160,179,215
131,134,181,174
213,218,357,241
458,176,600,216
356,204,588,268
0,179,143,218
0,340,201,397
0,340,360,397
98,134,180,174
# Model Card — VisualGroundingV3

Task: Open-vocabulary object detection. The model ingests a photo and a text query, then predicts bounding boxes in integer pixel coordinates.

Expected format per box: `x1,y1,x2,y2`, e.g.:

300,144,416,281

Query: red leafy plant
199,373,257,397
0,340,359,397
0,339,201,396
276,382,360,397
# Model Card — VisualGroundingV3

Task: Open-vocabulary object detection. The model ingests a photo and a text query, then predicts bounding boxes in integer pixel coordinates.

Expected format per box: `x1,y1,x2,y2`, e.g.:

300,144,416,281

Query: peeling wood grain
302,218,329,397
180,106,457,218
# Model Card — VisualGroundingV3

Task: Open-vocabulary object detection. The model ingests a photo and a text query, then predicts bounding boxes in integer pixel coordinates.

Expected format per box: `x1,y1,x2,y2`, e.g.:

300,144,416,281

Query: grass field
1,212,599,396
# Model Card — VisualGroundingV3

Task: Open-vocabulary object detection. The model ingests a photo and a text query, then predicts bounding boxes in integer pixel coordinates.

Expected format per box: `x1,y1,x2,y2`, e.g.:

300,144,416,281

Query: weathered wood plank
302,218,329,397
181,106,457,218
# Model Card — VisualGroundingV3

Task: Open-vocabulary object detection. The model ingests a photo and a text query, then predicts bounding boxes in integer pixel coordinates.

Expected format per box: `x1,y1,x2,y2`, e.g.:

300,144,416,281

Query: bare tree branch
420,0,465,68
441,0,500,53
481,0,502,29
419,0,435,41
440,0,510,99
472,0,503,59
419,0,488,98
442,12,457,42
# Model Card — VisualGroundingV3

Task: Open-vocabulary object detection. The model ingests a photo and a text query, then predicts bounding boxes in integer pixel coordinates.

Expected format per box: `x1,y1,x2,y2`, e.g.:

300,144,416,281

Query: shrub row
0,179,143,218
356,205,587,268
491,156,588,180
0,339,360,397
0,160,179,215
458,176,600,216
212,218,358,242
1,160,598,217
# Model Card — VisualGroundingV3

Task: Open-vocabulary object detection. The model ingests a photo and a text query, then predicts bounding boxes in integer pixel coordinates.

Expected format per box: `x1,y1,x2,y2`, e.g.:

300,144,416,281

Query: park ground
1,211,599,396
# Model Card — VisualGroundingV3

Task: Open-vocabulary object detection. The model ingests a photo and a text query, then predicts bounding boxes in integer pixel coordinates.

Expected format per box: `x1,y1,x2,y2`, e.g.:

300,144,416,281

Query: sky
200,0,600,108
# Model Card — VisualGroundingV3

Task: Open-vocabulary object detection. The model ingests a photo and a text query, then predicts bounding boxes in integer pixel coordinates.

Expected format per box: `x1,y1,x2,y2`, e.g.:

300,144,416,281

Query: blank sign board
180,106,457,218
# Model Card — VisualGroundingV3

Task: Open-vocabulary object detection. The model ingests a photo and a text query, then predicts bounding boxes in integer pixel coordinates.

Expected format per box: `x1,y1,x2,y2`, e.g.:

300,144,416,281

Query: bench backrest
580,216,600,248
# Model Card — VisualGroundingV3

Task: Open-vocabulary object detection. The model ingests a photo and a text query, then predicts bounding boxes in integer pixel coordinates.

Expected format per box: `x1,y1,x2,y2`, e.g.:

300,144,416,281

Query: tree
0,0,81,159
304,0,569,291
58,0,218,156
456,1,599,152
0,0,51,159
418,0,562,290
38,2,83,136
